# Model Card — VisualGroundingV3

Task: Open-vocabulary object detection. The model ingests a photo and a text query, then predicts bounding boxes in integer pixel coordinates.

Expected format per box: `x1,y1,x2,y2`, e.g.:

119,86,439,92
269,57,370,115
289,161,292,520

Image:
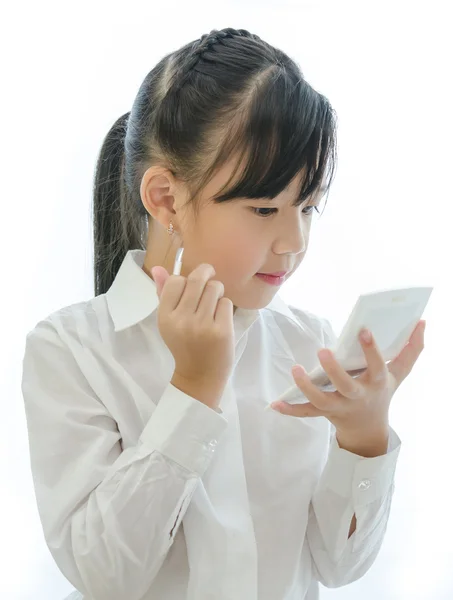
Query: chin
233,289,278,311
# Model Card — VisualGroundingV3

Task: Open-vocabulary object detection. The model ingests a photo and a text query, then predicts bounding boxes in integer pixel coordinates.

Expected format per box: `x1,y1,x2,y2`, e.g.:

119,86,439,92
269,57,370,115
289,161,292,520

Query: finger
270,400,325,418
197,279,225,319
357,328,388,383
317,350,364,400
388,320,426,387
214,296,234,326
292,365,340,411
177,264,217,313
151,266,170,298
157,274,187,312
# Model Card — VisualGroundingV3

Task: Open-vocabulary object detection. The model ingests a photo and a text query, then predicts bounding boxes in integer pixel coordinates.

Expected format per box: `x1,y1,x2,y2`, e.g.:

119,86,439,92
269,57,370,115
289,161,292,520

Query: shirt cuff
139,383,228,476
321,426,402,506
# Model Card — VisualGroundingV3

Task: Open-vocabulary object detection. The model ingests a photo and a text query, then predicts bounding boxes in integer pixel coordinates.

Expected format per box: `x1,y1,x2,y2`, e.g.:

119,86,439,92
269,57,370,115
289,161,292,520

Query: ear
140,166,178,228
151,266,170,298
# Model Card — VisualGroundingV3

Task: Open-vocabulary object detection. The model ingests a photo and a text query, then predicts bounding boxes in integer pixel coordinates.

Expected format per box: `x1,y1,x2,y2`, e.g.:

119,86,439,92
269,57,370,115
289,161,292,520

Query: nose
272,214,308,256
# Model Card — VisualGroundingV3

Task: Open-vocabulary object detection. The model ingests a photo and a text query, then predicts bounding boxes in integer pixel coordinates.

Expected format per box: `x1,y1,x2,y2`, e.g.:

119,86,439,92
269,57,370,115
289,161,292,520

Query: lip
255,272,287,286
257,271,288,277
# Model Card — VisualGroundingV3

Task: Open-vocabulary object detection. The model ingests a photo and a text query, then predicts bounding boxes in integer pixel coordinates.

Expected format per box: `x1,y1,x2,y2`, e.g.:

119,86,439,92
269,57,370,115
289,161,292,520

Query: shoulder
286,304,337,348
259,299,338,368
25,295,107,346
22,296,111,393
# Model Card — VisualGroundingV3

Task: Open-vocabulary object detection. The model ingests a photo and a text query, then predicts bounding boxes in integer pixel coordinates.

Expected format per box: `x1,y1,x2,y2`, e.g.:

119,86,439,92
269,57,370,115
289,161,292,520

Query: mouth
258,271,288,277
255,272,288,286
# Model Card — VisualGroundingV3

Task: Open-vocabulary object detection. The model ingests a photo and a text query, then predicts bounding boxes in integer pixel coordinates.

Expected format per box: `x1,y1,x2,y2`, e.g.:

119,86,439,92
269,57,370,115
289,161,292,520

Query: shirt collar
105,249,300,332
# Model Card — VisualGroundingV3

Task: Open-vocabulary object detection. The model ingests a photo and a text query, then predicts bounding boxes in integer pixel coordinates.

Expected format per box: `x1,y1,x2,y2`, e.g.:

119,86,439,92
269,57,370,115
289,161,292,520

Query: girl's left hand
271,321,426,438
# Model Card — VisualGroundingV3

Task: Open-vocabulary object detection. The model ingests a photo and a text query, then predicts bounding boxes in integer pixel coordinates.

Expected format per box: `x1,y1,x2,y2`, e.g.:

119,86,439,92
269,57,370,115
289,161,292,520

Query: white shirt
21,249,401,600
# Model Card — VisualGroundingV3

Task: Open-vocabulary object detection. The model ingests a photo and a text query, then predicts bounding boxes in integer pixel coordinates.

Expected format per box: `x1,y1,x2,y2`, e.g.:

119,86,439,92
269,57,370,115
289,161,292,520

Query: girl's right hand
151,263,235,409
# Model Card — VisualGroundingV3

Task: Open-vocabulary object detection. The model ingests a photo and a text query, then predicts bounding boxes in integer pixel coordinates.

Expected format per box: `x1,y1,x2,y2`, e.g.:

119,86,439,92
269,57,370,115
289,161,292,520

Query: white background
2,1,452,598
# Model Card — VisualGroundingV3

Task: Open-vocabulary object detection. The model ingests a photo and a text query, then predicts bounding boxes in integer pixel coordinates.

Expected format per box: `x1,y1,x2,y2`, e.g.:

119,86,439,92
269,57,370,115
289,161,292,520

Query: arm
338,427,391,538
305,315,402,587
306,422,401,588
21,321,227,600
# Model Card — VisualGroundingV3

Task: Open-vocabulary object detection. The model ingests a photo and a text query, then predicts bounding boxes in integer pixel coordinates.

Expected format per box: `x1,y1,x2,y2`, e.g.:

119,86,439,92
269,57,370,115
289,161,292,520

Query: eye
250,205,320,218
251,207,278,218
303,205,320,215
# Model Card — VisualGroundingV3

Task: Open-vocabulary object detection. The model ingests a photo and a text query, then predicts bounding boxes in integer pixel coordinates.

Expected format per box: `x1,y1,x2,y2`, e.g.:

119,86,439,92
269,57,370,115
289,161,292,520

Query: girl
22,27,425,600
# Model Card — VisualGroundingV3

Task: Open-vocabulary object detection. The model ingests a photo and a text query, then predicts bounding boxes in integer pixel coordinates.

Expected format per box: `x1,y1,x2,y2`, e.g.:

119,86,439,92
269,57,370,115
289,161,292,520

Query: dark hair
92,27,338,296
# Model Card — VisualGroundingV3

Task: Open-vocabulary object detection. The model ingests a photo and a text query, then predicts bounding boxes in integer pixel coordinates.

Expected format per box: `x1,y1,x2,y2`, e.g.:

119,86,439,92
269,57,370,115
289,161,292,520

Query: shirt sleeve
306,315,403,587
307,424,401,588
21,320,227,600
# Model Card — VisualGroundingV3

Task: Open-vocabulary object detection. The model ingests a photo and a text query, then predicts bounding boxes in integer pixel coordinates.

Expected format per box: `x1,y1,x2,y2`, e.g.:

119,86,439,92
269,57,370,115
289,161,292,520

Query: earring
167,221,174,235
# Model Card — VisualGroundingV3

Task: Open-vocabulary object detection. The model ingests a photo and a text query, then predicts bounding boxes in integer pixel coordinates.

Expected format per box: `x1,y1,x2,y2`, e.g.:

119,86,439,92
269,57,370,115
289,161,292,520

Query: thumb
150,266,170,298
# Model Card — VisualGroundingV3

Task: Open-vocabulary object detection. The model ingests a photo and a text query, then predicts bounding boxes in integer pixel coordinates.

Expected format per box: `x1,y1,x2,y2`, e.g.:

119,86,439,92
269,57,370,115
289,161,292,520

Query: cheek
215,236,257,273
188,208,264,276
206,230,262,281
226,226,262,258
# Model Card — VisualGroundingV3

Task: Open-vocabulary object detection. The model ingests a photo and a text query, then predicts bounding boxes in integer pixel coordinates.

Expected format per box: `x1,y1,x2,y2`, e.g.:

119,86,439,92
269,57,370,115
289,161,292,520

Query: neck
142,219,180,277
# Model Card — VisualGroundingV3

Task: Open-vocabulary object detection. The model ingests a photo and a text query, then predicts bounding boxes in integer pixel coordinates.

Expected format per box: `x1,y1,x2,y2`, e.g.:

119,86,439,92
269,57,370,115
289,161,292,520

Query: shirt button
358,479,371,490
206,439,218,452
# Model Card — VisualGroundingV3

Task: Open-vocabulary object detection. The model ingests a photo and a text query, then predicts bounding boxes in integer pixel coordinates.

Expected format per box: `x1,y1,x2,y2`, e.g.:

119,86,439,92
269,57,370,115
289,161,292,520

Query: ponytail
92,111,147,296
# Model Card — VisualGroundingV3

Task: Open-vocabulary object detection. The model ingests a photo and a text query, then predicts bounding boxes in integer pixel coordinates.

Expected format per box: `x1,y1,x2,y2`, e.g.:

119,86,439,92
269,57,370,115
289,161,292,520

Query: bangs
194,68,338,208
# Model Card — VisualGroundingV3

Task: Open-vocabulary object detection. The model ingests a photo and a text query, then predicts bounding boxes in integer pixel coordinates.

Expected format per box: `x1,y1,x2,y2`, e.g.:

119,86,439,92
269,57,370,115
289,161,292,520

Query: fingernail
360,328,372,343
292,365,306,378
270,402,283,412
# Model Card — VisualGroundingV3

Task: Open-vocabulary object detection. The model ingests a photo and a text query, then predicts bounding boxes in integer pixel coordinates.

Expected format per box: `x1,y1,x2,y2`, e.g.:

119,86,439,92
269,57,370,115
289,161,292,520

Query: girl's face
175,159,320,310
